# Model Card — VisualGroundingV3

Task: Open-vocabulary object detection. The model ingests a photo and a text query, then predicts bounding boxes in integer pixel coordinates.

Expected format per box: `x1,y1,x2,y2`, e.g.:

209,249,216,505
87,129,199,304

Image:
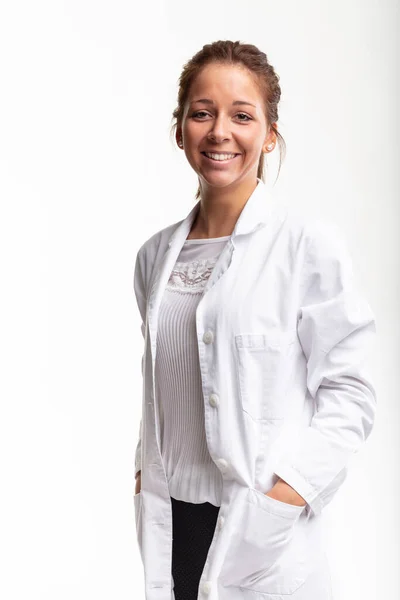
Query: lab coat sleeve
133,248,147,479
272,219,377,516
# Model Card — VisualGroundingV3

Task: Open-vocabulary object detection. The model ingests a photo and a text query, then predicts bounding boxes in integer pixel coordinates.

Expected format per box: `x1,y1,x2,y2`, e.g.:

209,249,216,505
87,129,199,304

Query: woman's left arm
266,478,307,506
268,219,377,515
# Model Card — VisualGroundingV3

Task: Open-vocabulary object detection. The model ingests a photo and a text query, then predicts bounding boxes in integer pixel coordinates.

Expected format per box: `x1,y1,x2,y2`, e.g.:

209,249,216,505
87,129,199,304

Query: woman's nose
207,116,231,143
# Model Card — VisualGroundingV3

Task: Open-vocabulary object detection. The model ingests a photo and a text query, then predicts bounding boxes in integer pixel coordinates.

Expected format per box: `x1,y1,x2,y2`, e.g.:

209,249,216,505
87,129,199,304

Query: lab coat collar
167,177,278,248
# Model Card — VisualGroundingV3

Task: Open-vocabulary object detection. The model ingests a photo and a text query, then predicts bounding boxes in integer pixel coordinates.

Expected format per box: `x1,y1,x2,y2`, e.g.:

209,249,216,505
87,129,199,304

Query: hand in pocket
219,488,303,588
135,471,141,495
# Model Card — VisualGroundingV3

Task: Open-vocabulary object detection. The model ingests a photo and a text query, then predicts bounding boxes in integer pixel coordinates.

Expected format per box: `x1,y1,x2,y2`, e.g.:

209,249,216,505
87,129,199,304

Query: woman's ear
176,128,183,148
263,124,277,153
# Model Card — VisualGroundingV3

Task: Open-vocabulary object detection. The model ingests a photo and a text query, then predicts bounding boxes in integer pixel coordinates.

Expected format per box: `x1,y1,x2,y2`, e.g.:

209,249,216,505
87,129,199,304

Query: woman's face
178,63,275,190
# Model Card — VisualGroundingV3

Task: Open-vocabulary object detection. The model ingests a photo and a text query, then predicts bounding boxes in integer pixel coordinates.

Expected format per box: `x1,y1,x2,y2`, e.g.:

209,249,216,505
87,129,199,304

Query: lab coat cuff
272,426,353,517
272,463,324,516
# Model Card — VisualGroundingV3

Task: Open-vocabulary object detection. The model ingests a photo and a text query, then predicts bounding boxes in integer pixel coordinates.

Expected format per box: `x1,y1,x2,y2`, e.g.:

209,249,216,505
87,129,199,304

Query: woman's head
170,40,286,199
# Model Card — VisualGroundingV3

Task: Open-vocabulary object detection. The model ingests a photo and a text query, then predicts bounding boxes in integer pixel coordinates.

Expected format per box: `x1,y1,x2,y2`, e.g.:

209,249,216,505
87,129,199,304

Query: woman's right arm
135,470,141,495
133,248,147,494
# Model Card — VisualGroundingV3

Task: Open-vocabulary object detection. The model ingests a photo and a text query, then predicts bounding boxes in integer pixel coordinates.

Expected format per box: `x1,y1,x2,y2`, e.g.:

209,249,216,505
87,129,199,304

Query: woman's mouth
201,151,241,164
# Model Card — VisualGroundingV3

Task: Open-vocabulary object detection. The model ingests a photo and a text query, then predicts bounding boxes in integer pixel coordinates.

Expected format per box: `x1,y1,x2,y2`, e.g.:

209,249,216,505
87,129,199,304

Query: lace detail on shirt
166,256,219,294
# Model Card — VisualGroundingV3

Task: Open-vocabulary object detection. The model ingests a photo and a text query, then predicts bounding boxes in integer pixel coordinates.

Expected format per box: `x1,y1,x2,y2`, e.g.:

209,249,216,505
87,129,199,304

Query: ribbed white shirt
155,235,231,507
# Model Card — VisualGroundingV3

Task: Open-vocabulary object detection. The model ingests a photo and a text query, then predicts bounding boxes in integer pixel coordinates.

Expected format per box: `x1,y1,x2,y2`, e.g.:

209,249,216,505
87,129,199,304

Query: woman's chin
197,168,243,186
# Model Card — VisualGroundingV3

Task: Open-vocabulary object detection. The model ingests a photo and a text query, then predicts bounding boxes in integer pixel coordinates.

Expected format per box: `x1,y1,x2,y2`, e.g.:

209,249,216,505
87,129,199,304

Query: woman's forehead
188,64,262,103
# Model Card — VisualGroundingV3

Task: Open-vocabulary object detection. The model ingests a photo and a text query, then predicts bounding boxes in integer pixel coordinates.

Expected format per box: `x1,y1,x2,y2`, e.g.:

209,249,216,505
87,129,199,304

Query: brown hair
170,40,286,200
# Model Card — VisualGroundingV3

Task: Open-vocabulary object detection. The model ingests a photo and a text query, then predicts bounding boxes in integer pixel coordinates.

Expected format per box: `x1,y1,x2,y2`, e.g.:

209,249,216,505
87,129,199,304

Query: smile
201,152,241,163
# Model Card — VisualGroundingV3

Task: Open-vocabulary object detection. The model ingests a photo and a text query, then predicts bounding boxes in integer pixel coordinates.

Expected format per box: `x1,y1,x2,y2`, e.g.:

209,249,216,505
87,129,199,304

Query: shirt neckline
184,235,231,245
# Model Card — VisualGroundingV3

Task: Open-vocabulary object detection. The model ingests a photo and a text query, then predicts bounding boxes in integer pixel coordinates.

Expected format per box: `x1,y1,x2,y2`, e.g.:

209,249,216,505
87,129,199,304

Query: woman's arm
135,471,141,495
133,248,147,490
266,479,307,506
270,219,377,515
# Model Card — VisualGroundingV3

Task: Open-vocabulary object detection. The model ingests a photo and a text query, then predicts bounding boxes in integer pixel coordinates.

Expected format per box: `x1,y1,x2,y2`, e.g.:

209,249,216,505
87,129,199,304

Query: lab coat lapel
146,200,201,455
147,199,200,351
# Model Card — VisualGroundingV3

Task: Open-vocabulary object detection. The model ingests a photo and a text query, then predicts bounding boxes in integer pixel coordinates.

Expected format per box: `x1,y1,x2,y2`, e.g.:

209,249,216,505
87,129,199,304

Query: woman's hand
135,471,141,495
266,477,307,507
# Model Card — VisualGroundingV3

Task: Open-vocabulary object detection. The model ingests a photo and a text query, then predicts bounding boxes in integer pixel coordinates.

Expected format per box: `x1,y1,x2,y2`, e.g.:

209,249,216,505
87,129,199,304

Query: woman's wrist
266,478,307,507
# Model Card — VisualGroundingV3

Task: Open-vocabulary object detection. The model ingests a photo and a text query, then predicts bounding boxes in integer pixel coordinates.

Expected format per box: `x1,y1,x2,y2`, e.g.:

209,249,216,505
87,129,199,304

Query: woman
132,40,376,600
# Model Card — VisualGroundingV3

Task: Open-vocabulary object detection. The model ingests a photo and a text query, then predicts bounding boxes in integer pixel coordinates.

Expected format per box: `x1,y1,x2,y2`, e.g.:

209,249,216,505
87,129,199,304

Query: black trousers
171,496,220,600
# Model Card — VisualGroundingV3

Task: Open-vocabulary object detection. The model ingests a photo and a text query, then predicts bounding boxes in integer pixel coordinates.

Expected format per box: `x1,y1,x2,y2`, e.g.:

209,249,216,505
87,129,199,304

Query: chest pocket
234,330,297,421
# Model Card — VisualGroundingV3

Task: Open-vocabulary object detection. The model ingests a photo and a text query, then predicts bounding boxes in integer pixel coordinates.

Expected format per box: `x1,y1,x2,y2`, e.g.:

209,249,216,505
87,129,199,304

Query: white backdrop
0,1,398,599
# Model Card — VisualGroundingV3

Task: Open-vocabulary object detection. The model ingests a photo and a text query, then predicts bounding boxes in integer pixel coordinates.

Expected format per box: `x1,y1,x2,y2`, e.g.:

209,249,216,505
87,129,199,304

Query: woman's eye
191,111,252,122
236,113,252,121
192,111,209,118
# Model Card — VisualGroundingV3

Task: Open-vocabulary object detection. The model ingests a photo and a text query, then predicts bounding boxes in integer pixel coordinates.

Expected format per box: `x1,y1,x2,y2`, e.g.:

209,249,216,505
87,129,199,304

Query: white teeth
204,152,237,161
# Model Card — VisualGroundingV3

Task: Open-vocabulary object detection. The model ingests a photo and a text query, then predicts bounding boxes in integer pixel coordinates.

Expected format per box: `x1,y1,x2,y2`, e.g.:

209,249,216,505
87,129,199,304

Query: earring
267,143,274,151
178,139,183,148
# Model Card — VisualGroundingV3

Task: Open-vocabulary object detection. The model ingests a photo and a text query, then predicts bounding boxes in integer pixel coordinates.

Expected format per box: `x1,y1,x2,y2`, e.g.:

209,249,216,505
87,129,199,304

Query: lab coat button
215,458,229,473
201,581,212,595
217,515,225,529
203,330,214,344
209,393,219,407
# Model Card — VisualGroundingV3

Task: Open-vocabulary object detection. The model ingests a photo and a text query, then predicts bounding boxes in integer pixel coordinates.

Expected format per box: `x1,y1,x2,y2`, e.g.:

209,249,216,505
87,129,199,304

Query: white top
155,235,231,507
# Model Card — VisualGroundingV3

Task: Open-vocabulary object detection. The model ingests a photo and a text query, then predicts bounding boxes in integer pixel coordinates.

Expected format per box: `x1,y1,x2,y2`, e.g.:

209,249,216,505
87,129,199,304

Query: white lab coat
132,178,376,600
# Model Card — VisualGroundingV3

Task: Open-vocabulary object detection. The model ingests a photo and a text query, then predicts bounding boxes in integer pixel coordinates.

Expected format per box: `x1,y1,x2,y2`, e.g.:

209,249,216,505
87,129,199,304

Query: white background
0,1,398,599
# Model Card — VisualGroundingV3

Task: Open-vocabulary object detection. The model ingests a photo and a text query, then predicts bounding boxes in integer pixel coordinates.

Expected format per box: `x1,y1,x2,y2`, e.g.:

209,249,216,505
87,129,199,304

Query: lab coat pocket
235,331,297,421
133,491,143,561
219,487,305,592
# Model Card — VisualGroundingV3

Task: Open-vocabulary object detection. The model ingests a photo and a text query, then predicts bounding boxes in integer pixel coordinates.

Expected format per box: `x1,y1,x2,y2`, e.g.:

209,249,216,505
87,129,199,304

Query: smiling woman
172,58,282,208
132,39,377,600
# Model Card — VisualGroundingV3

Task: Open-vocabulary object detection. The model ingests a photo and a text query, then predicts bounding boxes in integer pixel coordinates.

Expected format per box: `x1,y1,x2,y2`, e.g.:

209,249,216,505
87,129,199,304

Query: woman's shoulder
282,205,348,254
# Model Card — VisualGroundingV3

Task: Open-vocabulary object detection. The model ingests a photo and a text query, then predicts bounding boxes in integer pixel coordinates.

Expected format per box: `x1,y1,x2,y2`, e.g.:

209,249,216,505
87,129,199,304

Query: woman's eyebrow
190,99,256,108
